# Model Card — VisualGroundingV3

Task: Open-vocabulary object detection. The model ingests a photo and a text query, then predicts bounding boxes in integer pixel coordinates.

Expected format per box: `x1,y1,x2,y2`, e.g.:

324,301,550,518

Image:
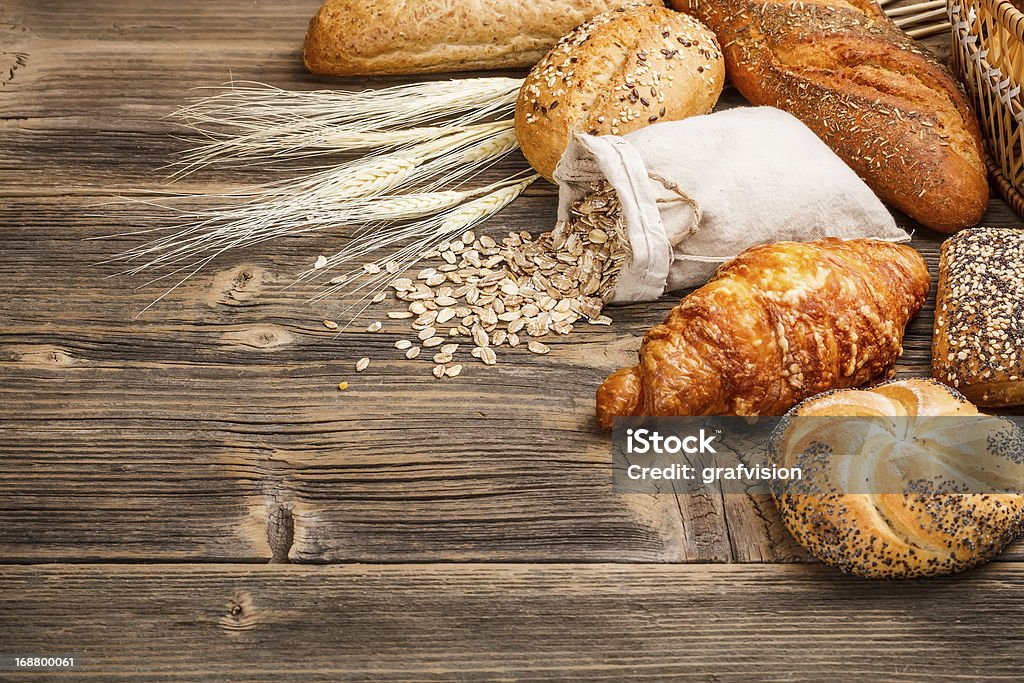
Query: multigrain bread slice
671,0,989,233
304,0,662,76
932,227,1024,407
514,4,724,180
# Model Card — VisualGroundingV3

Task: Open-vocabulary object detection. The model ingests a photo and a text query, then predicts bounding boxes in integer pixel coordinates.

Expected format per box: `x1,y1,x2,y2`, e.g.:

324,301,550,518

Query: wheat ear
111,77,538,316
170,78,523,173
110,122,522,276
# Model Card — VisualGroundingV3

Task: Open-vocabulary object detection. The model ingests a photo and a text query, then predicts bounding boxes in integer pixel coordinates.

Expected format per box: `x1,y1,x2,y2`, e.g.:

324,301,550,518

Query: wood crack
0,51,28,86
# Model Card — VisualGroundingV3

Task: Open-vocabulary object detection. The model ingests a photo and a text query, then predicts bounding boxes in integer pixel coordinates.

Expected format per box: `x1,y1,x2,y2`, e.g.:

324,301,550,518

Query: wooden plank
2,562,1024,680
0,193,724,563
0,0,727,563
1,0,1022,565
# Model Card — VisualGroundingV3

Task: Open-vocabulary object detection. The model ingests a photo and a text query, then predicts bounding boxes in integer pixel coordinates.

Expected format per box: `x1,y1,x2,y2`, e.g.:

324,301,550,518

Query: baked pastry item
515,4,724,180
304,0,661,76
669,0,988,233
932,227,1024,406
595,239,929,429
771,379,1024,578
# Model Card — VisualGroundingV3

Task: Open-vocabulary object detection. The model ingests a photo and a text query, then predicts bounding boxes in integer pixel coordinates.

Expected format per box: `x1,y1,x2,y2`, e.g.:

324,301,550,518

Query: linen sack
552,106,908,303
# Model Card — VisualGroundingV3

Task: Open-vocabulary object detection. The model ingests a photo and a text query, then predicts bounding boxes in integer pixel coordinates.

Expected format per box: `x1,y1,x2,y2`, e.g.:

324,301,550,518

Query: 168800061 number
1,655,78,670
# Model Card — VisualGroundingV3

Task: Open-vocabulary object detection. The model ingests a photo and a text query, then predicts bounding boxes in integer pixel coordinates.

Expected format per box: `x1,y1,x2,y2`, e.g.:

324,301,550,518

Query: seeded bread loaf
303,0,662,76
670,0,989,233
932,227,1024,407
772,379,1024,578
514,5,724,180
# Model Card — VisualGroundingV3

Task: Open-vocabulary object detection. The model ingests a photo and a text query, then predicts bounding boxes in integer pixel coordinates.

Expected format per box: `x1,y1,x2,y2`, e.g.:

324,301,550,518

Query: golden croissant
596,239,930,429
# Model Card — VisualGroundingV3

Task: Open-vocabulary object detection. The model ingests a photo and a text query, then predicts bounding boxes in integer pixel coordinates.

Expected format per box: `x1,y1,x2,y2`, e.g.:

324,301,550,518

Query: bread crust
771,378,1024,578
596,239,930,429
670,0,989,233
514,4,724,180
304,0,661,76
932,227,1024,406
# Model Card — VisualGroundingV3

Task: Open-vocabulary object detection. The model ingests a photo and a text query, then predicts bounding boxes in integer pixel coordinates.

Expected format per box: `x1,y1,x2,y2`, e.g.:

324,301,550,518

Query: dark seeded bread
933,227,1024,406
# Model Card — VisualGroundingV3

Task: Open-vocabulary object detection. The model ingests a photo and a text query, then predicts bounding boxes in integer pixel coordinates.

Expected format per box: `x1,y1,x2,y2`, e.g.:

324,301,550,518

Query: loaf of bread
596,239,929,430
514,5,724,180
304,0,662,76
933,227,1024,406
670,0,988,233
772,379,1024,578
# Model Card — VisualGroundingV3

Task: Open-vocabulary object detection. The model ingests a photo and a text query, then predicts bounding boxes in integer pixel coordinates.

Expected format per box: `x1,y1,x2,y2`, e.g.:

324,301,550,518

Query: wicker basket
950,0,1024,216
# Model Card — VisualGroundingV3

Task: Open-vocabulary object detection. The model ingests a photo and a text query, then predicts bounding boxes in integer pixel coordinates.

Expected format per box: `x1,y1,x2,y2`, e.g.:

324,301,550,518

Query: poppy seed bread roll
772,379,1024,578
515,4,725,180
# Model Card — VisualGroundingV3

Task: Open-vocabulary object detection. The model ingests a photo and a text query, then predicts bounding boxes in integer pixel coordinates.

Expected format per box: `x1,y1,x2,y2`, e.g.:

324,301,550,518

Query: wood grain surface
2,0,1023,679
3,563,1024,681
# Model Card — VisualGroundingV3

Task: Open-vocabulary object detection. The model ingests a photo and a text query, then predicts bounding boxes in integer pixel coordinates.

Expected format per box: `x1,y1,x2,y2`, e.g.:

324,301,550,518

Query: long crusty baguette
669,0,988,233
304,0,662,76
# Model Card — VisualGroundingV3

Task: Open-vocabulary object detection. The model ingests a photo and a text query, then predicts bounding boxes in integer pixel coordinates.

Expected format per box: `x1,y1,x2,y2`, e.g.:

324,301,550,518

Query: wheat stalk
111,122,519,273
438,175,534,232
170,78,522,175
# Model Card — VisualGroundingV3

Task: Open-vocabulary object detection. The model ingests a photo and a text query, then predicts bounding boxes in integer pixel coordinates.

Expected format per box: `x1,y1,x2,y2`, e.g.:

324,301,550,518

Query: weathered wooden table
3,1,1024,680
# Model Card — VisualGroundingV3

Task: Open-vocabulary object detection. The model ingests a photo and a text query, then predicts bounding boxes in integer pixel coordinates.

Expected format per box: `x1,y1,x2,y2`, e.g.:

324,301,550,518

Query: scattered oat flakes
528,341,550,355
355,357,370,372
323,320,339,330
352,181,625,380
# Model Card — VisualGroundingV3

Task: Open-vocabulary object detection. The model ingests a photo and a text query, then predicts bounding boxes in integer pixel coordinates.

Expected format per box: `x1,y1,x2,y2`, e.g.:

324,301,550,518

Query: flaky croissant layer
596,239,930,429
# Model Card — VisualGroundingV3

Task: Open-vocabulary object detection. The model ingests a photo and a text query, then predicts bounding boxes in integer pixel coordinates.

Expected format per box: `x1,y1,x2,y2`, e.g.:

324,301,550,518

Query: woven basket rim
963,0,1024,38
952,0,1024,35
952,3,1024,101
988,152,1024,214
